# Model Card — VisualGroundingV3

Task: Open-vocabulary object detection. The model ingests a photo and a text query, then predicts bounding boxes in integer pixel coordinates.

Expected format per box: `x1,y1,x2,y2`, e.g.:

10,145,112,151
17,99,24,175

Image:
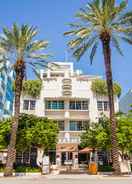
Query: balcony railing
58,137,80,144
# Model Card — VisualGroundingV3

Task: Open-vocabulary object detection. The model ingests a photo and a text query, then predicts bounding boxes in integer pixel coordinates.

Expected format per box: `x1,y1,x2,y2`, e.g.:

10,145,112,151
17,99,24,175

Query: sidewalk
45,173,132,179
0,173,132,184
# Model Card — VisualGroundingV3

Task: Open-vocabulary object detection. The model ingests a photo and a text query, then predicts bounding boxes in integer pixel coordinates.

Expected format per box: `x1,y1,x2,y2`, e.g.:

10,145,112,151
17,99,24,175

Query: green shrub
0,166,4,172
98,165,113,172
15,166,41,173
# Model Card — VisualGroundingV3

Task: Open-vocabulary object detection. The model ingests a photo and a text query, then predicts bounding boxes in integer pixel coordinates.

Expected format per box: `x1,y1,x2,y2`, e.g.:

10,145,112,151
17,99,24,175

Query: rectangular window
45,100,64,110
82,101,89,110
104,101,109,111
97,101,109,111
30,100,36,110
70,121,82,131
58,121,65,131
23,100,36,110
97,101,103,111
52,101,57,109
69,101,76,109
76,101,81,110
46,101,51,109
70,121,77,131
23,100,29,110
69,101,89,110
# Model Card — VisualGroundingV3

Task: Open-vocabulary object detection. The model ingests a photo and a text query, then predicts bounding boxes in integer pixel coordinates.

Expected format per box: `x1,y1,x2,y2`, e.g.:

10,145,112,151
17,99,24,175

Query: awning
79,147,94,153
56,144,78,152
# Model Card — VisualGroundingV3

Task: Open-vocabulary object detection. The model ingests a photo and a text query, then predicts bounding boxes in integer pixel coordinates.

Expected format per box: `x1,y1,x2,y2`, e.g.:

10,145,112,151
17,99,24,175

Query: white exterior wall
20,62,119,144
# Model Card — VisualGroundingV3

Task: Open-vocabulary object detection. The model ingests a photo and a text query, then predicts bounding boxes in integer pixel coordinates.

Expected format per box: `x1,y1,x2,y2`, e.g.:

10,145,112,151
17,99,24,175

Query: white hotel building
20,62,119,167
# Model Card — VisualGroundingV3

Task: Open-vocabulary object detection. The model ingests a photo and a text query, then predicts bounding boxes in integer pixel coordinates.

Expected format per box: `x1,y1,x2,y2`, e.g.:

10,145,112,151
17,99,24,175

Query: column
72,152,79,169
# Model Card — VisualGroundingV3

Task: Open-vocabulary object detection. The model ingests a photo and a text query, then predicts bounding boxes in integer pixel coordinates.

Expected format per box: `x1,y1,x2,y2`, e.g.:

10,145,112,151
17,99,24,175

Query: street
0,175,132,184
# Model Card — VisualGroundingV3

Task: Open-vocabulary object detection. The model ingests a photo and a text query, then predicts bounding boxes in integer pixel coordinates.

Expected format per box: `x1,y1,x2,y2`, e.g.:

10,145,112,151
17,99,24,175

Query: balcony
58,137,80,144
69,110,89,120
58,131,82,144
45,110,65,120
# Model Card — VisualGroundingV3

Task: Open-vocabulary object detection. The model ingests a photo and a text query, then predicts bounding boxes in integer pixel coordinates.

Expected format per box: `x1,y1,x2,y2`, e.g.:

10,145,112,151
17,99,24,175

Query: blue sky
0,0,131,96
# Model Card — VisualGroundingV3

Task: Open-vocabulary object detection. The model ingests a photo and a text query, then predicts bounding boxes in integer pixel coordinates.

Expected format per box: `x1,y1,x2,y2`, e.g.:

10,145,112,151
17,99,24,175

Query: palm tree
0,24,49,176
64,0,132,175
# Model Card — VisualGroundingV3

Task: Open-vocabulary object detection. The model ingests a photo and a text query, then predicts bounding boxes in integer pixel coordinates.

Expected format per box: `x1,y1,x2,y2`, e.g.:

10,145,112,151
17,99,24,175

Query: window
45,100,64,109
97,101,103,111
104,101,109,111
69,101,89,110
23,100,36,110
69,101,76,109
82,101,89,110
58,121,65,131
97,101,109,111
23,100,29,110
69,121,88,131
30,100,36,110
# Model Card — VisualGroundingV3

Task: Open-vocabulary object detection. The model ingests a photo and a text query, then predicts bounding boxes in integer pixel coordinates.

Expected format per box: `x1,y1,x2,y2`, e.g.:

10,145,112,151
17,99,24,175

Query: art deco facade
20,62,119,167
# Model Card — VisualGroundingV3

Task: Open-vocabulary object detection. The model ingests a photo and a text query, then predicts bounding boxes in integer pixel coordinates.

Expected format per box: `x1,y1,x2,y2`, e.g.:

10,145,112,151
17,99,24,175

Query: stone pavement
0,174,132,184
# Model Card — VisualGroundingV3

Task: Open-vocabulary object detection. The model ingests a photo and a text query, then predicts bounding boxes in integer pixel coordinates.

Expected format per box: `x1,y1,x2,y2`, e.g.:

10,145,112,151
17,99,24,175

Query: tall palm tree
64,0,132,175
0,24,49,176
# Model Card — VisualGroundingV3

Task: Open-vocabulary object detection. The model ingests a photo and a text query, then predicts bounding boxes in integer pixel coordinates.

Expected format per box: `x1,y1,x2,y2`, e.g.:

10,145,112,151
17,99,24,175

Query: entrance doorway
79,153,90,165
61,152,73,165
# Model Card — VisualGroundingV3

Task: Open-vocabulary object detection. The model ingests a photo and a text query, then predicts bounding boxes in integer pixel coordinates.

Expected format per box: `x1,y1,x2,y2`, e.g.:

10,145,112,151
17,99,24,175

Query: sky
0,0,131,97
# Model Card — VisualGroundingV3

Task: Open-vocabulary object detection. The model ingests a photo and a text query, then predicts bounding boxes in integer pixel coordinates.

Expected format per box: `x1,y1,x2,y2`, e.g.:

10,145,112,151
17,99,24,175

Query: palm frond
90,41,98,64
68,38,85,48
28,53,50,59
26,40,48,53
73,36,98,61
64,0,132,62
12,23,20,47
2,27,15,48
111,36,123,56
0,24,49,80
88,1,102,25
28,61,48,69
64,30,76,36
69,23,83,28
121,36,132,45
30,66,41,80
119,11,132,25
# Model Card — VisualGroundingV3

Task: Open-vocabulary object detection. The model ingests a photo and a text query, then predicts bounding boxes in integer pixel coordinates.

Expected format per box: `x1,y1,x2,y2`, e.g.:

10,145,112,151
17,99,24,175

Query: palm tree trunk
100,33,121,175
4,60,24,177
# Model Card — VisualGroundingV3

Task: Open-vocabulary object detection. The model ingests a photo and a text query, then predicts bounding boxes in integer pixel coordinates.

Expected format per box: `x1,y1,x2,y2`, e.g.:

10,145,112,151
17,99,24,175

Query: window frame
23,100,36,111
69,100,89,110
69,121,88,131
57,120,65,131
23,100,29,110
97,101,109,111
45,100,64,110
30,100,36,110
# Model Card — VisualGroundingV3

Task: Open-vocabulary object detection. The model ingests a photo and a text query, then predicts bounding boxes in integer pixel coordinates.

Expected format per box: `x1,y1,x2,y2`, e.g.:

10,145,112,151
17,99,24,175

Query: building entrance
61,152,73,165
56,143,78,168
